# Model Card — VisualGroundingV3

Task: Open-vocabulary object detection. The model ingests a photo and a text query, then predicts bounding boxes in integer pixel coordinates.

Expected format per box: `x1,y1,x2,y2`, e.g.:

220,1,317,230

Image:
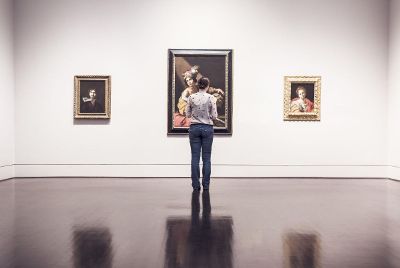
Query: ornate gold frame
283,76,321,121
74,75,111,119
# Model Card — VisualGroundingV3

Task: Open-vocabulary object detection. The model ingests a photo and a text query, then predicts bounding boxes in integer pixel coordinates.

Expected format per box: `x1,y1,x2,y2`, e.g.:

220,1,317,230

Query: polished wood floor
0,178,399,268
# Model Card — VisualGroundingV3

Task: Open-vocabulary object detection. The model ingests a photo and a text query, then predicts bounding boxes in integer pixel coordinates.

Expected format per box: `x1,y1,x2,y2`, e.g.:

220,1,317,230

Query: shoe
202,183,209,191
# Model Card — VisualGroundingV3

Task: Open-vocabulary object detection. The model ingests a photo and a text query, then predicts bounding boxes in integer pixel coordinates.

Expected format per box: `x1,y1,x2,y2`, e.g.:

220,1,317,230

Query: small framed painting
284,76,321,121
74,75,111,119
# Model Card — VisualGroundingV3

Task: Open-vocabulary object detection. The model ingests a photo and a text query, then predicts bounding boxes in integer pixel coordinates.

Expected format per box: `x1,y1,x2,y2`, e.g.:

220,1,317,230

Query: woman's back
187,92,217,125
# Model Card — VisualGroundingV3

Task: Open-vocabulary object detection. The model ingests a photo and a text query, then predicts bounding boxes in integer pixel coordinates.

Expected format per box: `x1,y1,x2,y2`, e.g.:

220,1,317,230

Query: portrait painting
168,49,233,135
74,75,111,119
284,76,321,121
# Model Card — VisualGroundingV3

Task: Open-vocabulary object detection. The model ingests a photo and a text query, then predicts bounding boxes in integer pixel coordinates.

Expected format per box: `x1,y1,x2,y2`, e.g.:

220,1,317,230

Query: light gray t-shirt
186,90,218,125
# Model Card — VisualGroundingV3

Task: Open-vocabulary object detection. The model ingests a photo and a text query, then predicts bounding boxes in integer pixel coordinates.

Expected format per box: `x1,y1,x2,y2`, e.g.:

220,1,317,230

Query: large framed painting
168,49,233,135
74,75,111,119
284,76,321,121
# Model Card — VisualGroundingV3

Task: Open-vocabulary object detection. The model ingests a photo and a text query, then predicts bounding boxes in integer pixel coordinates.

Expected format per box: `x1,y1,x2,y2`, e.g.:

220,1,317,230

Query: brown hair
198,77,210,89
296,86,306,96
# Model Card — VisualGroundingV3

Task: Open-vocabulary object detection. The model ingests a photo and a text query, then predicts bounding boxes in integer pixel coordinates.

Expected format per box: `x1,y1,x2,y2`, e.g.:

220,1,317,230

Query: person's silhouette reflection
284,232,320,268
186,191,232,268
72,227,113,268
165,191,233,268
187,191,211,267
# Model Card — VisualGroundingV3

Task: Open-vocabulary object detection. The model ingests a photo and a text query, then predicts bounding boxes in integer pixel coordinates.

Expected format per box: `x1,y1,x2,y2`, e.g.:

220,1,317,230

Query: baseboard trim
12,163,388,178
0,165,14,181
388,165,400,181
13,176,387,180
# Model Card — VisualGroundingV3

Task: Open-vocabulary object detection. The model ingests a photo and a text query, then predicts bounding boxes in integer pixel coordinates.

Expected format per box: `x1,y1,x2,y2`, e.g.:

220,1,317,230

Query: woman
174,66,199,127
290,86,314,113
186,77,218,191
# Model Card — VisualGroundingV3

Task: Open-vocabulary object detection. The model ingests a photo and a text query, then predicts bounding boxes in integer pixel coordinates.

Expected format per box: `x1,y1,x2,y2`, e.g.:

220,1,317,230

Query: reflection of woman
187,190,211,268
185,191,233,268
290,86,314,113
174,65,225,127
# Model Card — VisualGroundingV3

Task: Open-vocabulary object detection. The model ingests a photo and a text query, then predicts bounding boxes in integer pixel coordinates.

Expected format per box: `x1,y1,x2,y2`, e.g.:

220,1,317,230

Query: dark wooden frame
168,49,233,135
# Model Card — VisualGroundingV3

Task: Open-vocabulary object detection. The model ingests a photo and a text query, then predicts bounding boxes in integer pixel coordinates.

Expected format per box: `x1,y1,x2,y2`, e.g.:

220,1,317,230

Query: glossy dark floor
0,178,399,268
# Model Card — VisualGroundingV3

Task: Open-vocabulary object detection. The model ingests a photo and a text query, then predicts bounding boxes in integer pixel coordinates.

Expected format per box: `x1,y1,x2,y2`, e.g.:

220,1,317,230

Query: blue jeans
189,124,214,189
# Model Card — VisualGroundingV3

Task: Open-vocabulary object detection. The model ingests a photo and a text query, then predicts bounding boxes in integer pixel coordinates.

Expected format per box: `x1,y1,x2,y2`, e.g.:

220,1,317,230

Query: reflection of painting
284,76,321,121
283,232,320,268
74,75,111,119
168,49,233,135
73,227,113,268
165,191,233,268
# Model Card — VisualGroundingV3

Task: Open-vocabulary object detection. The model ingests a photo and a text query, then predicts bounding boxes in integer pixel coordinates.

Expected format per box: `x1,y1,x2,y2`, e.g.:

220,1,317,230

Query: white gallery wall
0,1,15,266
388,0,400,181
0,0,15,181
14,0,389,178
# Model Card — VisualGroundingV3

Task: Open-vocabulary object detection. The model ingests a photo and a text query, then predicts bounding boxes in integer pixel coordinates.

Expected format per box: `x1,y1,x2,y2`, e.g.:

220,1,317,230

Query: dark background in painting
79,80,106,113
175,56,226,116
290,83,315,102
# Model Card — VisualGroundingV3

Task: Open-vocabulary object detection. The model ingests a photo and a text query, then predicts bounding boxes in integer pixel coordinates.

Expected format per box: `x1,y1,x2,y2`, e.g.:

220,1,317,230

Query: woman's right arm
210,96,218,120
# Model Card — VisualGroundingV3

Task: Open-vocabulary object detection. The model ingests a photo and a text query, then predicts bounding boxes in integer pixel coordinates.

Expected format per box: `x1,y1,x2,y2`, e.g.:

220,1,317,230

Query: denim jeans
189,124,214,189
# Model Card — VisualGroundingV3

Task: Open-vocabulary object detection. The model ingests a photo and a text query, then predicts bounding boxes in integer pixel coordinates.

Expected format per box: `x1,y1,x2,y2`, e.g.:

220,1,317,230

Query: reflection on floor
72,226,113,268
165,191,233,268
0,178,399,268
283,231,320,268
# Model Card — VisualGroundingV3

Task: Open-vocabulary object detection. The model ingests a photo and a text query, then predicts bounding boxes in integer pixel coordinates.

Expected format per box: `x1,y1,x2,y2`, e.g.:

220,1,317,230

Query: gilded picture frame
74,75,111,119
168,49,233,135
284,76,321,121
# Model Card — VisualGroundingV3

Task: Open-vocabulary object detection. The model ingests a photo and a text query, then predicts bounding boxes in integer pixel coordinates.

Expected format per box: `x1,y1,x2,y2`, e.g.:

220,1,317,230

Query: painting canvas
74,75,111,119
168,49,233,134
284,76,321,121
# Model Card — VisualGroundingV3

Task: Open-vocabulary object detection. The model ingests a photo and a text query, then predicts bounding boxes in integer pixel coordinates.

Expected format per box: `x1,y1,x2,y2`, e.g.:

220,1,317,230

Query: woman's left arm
186,97,192,118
